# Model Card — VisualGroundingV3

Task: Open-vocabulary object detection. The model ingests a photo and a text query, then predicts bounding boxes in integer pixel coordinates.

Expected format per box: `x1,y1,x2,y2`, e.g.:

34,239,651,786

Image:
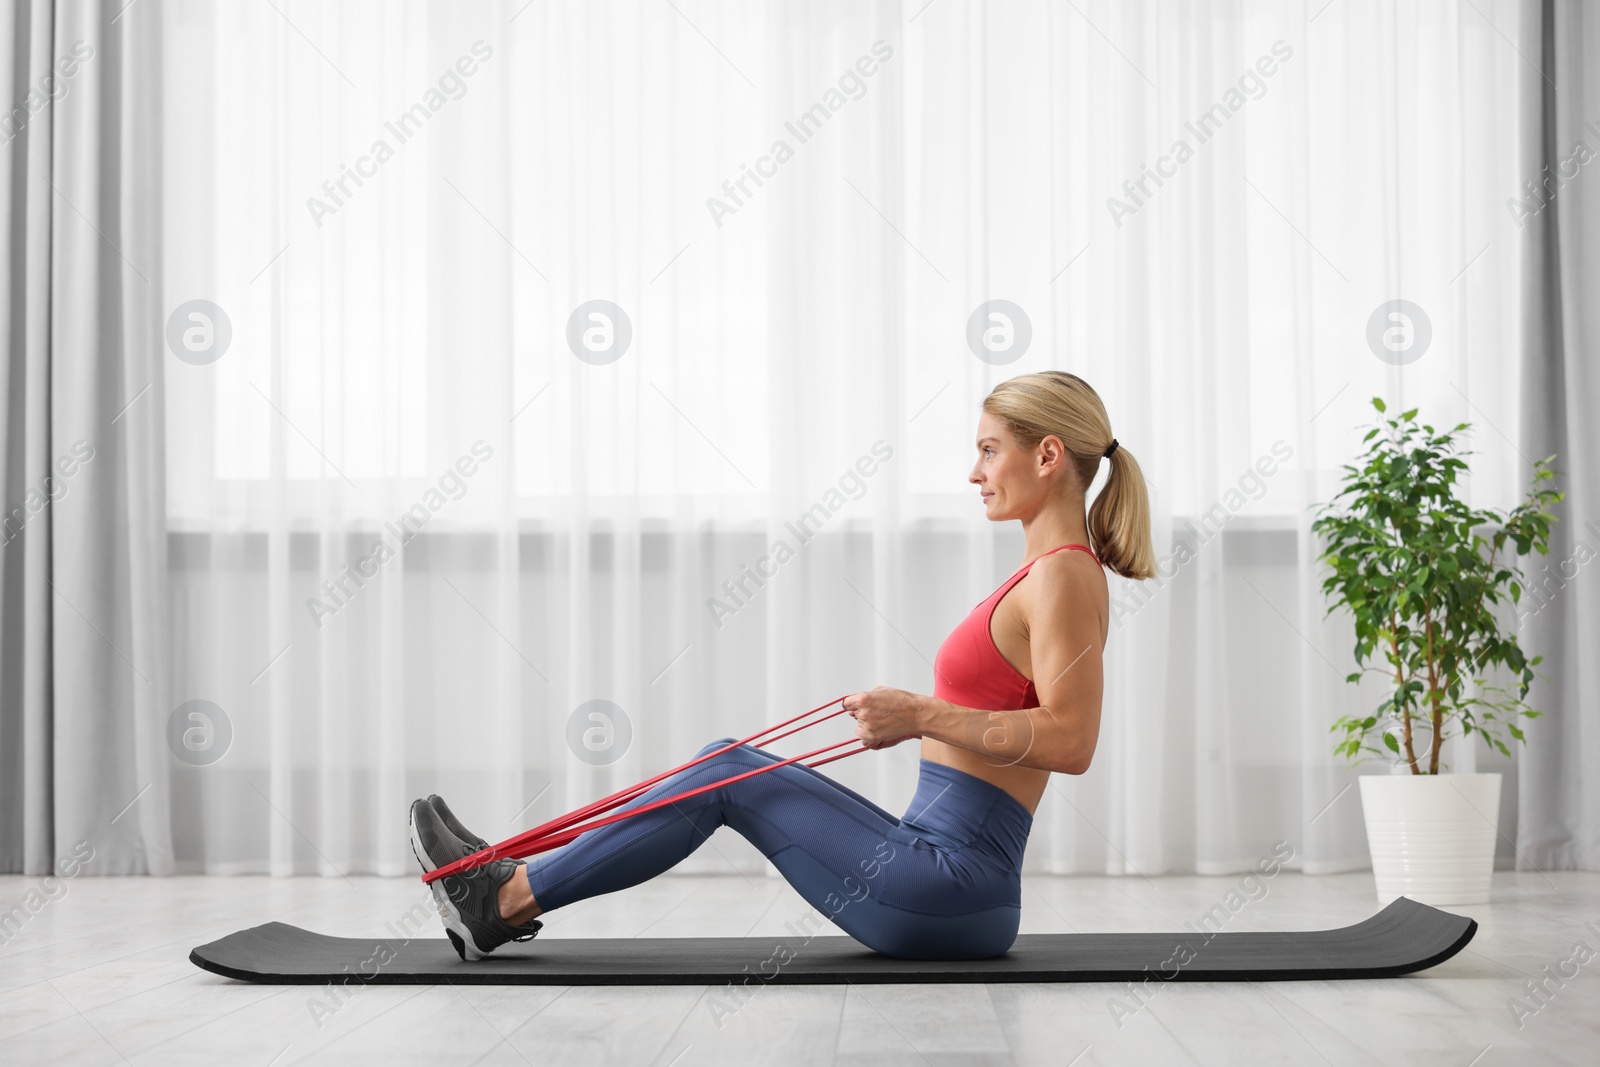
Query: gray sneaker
408,798,542,960
427,794,490,856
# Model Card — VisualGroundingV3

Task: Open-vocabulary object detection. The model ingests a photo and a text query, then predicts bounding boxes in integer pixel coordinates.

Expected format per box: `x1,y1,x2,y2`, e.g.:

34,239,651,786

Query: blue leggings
522,738,1034,959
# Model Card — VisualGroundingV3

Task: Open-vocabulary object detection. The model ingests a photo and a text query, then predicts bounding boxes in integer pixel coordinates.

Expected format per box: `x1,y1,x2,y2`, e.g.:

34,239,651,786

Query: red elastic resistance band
421,695,870,884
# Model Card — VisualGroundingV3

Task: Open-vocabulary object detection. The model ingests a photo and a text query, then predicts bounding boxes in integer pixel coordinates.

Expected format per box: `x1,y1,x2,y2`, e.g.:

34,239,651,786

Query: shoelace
422,695,869,885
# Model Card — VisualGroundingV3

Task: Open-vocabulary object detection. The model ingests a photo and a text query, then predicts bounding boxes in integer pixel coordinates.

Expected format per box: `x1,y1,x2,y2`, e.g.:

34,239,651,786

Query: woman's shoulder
1025,547,1107,589
1020,549,1109,634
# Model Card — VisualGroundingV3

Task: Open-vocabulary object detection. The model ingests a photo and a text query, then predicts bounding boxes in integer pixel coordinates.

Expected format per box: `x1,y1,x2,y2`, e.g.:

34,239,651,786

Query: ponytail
1087,444,1156,580
983,371,1157,581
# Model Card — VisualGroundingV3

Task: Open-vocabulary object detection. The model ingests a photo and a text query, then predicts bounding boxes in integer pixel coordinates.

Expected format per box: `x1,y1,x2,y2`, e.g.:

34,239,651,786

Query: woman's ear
1037,433,1066,477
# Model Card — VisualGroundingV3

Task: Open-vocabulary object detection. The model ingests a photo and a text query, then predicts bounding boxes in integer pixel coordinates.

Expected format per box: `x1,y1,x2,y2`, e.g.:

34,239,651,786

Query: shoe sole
428,879,484,962
409,804,489,962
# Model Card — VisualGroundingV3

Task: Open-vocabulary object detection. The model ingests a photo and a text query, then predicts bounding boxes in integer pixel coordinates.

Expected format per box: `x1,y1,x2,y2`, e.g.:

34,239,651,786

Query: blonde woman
411,371,1155,961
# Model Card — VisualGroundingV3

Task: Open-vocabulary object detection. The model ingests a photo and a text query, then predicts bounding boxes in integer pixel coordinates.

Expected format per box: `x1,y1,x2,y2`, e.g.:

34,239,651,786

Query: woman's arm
917,695,1093,775
844,554,1105,774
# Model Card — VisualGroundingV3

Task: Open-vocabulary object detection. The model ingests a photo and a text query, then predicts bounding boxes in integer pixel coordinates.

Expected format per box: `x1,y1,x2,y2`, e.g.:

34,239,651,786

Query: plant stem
1425,598,1442,775
1389,606,1419,774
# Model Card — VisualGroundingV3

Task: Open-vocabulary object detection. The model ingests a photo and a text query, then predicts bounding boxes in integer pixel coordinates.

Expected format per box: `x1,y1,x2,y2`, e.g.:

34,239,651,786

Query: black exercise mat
189,897,1474,985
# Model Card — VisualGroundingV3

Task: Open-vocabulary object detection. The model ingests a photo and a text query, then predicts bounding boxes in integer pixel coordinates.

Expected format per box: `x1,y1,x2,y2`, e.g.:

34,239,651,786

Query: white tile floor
1,866,1596,1066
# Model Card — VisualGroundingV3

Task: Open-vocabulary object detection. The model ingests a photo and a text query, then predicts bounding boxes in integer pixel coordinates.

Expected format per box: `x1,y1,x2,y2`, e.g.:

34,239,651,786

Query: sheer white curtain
160,0,1541,879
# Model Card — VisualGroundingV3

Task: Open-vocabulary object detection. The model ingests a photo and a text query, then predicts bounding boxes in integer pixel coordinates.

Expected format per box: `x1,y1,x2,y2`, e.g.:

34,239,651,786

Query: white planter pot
1358,772,1501,905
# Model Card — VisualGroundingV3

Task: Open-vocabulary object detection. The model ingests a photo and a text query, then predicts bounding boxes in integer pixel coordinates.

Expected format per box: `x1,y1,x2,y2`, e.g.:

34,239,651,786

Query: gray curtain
1517,0,1600,870
0,0,169,875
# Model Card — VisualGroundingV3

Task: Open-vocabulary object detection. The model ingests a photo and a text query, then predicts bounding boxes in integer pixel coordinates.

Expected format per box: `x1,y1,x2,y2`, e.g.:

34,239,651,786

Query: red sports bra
932,544,1102,711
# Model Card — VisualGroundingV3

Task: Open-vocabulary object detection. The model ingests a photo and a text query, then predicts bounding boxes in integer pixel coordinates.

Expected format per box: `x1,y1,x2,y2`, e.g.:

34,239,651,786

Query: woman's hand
842,686,926,751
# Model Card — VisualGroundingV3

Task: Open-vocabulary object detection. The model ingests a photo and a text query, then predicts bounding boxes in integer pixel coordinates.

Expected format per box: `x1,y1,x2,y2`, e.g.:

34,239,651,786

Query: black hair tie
1103,439,1119,459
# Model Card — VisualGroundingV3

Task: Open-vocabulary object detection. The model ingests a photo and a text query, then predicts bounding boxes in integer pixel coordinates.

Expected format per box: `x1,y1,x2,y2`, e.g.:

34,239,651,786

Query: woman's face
969,412,1062,520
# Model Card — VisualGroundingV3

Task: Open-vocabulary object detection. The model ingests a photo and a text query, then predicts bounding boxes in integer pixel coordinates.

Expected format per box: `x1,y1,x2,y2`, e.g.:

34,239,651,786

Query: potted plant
1311,398,1561,905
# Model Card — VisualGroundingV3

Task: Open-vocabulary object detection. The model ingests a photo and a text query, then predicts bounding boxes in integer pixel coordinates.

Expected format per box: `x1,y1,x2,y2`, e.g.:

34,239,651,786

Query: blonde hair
981,371,1156,580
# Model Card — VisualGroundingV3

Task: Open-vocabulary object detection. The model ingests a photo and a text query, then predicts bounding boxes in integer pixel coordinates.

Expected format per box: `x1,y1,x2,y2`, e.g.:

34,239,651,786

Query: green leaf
1382,732,1401,753
1373,397,1387,413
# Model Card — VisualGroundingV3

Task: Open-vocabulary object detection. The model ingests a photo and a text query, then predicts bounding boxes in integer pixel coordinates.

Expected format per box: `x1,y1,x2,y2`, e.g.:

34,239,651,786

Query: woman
411,370,1156,961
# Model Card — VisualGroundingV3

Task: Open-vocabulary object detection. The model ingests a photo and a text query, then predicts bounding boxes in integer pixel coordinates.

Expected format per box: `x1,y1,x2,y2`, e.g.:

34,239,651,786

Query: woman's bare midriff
920,736,1051,816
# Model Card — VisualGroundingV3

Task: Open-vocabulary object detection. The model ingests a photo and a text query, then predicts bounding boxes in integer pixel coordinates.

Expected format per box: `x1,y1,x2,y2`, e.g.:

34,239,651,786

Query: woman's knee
695,736,741,758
